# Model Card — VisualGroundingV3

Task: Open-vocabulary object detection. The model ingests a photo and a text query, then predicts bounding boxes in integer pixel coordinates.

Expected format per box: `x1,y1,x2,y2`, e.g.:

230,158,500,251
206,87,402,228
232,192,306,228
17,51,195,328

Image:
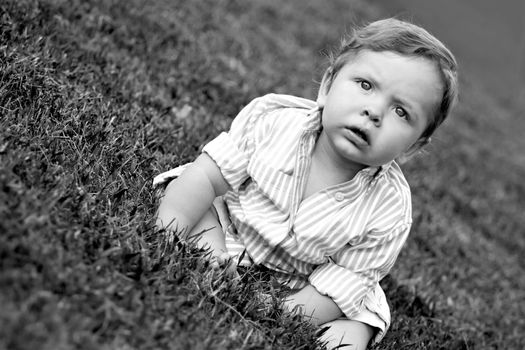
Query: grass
1,0,524,349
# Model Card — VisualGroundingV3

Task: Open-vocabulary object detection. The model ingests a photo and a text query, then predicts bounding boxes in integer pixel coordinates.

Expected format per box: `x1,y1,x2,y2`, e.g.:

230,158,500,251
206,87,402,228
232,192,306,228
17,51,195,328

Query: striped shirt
202,94,412,319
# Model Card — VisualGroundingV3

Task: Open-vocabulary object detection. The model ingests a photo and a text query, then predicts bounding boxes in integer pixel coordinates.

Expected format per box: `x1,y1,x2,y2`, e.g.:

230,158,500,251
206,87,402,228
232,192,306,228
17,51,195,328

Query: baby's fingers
217,252,236,265
212,252,239,278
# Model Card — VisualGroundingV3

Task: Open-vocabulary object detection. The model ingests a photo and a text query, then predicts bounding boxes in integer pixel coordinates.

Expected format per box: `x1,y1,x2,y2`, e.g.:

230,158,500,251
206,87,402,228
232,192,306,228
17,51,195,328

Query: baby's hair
327,18,458,140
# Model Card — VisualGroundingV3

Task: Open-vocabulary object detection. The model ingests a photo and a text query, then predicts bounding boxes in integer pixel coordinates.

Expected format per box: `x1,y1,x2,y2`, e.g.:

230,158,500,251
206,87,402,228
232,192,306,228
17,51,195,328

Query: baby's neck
312,132,366,182
303,134,366,199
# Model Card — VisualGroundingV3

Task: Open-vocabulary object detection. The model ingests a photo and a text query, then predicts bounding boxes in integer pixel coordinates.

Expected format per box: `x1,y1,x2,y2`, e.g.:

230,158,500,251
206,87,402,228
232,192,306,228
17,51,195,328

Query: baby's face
317,49,443,168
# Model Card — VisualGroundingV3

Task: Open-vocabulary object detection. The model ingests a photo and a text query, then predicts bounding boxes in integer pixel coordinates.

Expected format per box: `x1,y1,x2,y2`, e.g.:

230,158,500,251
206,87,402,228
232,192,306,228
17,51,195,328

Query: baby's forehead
342,49,435,68
343,50,443,116
341,50,441,80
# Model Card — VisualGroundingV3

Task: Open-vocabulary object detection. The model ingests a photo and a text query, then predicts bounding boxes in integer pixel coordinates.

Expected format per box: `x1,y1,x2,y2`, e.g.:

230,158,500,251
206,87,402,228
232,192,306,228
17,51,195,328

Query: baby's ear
316,68,333,108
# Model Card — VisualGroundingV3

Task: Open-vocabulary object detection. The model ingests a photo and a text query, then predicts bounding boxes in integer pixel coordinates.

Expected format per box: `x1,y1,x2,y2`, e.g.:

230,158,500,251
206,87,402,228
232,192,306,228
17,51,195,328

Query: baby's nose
363,107,382,124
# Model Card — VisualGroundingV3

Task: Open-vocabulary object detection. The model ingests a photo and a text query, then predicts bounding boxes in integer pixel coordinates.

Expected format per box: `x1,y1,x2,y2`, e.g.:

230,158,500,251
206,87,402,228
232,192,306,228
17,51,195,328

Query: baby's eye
395,107,408,119
359,80,372,91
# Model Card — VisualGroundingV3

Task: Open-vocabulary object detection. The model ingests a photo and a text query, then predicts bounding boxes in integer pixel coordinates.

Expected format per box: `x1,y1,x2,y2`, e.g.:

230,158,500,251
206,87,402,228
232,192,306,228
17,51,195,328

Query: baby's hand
255,291,274,316
210,252,239,278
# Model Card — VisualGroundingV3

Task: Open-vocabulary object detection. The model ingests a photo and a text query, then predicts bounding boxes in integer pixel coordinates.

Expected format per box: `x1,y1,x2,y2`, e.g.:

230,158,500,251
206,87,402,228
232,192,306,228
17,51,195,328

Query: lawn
1,0,524,349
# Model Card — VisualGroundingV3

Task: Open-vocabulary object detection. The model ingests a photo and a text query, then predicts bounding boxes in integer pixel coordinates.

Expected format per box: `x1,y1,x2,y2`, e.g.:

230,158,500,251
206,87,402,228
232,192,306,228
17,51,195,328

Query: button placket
288,141,303,231
288,133,313,234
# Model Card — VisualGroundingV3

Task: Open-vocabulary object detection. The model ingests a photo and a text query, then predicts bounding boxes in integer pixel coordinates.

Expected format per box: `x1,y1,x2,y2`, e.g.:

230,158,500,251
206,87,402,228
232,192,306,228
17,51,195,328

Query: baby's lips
344,127,370,147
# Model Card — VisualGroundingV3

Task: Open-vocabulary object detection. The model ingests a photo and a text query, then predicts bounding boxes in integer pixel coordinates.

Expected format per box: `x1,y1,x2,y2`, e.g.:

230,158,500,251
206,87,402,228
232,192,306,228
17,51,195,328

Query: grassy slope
1,0,524,349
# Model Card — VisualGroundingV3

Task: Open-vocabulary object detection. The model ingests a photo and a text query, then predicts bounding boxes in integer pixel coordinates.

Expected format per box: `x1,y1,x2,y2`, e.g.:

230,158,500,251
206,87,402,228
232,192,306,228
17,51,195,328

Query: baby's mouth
347,126,369,145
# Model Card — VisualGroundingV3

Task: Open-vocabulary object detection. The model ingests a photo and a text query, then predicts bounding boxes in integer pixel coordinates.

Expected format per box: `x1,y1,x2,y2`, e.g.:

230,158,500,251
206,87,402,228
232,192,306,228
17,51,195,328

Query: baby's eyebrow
354,70,379,88
393,96,411,107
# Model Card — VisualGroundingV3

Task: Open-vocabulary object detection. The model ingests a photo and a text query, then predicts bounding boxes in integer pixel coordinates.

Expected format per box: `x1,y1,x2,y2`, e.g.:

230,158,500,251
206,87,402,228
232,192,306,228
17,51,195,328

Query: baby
155,18,458,349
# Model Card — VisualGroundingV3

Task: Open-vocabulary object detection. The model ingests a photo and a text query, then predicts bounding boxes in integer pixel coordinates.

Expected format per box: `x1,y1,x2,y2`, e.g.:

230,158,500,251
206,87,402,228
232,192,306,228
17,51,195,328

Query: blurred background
373,0,525,111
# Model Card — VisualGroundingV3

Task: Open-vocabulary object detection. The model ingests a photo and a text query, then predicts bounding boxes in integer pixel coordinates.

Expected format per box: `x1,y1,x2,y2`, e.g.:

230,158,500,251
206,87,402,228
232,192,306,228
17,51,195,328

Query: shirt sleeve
202,96,270,192
308,221,410,319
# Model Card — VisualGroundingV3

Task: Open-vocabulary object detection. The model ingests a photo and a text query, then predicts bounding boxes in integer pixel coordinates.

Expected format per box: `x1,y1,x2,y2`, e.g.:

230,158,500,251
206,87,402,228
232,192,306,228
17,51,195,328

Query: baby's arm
156,153,229,235
284,284,343,325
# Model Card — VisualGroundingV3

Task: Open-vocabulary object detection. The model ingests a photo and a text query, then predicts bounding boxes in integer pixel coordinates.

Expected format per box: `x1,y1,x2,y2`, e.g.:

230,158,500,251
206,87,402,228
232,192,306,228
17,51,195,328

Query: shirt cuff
202,132,250,192
309,263,373,319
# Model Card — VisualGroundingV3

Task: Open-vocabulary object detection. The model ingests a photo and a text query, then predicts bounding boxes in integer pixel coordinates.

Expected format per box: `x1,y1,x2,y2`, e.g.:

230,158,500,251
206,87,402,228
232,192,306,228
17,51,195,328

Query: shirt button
334,192,345,201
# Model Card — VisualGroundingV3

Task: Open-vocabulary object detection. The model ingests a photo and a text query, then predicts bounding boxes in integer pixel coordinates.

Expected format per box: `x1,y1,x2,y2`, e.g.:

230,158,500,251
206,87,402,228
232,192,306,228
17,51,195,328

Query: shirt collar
305,105,323,131
361,161,393,178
